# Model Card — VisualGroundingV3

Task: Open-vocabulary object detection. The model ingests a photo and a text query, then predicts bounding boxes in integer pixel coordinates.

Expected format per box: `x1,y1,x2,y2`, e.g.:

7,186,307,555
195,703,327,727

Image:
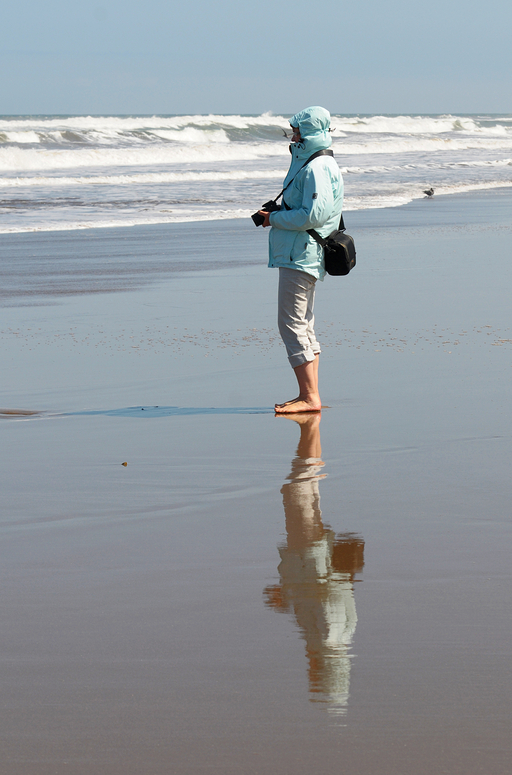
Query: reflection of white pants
278,268,321,369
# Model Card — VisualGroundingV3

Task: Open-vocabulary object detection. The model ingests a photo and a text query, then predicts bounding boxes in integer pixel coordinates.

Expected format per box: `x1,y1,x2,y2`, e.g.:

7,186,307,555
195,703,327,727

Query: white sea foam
3,177,512,235
1,112,511,233
2,135,512,175
339,157,512,176
1,112,509,135
0,113,288,132
0,130,41,144
3,132,512,174
2,158,510,191
0,142,289,172
149,128,230,143
0,209,255,234
331,136,512,156
333,114,478,134
2,179,512,234
0,169,286,188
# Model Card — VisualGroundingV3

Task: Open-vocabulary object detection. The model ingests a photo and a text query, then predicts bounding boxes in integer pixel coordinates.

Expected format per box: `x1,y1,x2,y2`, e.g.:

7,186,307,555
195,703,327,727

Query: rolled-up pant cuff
278,267,321,370
287,347,321,369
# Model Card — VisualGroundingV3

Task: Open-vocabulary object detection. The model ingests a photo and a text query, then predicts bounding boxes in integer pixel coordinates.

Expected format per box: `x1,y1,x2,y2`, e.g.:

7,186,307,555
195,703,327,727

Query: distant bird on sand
423,188,434,197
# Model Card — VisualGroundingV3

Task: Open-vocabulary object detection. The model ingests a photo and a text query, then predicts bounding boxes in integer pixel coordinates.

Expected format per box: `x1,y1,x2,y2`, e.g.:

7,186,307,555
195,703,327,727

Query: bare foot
275,396,301,409
274,398,321,414
275,395,301,408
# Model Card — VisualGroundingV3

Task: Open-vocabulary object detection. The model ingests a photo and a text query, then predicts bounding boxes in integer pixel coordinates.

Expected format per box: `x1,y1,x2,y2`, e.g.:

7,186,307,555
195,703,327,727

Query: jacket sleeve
269,164,334,232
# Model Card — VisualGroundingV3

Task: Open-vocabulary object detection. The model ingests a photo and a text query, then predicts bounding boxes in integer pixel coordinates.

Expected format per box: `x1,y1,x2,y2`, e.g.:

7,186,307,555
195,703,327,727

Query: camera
251,199,281,227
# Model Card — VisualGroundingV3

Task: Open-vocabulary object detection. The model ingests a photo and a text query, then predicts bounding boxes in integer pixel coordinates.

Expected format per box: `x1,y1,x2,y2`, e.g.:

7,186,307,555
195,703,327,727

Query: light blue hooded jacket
268,106,343,281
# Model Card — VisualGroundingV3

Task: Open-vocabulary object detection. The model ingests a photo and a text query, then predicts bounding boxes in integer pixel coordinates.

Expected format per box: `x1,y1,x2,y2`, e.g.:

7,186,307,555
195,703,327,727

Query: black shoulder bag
307,214,356,277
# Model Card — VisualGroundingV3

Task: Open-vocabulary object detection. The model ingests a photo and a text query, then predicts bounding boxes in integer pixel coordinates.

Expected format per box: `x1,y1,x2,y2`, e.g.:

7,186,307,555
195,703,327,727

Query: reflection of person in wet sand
264,414,364,715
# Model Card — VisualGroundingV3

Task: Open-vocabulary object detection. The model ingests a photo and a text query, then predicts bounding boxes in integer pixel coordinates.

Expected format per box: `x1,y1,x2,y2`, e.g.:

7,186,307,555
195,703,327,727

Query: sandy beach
1,188,512,774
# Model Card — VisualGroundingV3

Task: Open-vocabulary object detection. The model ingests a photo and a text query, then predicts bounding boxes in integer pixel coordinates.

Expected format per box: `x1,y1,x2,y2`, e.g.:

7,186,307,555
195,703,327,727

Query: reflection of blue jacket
268,107,343,281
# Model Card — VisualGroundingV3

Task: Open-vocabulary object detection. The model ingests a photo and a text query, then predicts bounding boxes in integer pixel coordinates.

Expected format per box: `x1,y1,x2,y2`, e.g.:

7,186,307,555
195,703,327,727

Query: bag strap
274,149,334,204
307,212,345,247
276,149,342,244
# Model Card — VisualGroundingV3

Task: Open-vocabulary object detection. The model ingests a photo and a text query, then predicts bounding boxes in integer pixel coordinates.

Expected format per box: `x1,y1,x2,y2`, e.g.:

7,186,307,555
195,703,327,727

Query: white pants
278,268,321,369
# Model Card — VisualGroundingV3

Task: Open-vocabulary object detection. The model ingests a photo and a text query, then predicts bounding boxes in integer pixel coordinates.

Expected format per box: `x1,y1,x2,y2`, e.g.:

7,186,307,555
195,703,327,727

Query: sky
1,0,511,115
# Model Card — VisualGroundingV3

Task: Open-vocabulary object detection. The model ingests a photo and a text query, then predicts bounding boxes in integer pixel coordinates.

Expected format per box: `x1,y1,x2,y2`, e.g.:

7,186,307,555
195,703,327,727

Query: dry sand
1,189,512,774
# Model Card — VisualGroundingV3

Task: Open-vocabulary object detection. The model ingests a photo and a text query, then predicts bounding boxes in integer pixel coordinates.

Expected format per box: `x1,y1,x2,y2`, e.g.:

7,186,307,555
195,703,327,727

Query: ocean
1,113,511,234
2,115,512,773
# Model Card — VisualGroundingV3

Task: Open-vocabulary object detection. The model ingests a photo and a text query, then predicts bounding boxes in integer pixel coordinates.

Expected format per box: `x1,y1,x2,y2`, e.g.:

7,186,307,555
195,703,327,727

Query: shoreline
1,183,511,416
0,183,511,239
1,186,511,308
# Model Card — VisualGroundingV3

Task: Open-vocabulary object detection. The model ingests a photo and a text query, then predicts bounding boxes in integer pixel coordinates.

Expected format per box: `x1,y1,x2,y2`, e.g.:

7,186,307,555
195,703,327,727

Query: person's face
290,126,302,143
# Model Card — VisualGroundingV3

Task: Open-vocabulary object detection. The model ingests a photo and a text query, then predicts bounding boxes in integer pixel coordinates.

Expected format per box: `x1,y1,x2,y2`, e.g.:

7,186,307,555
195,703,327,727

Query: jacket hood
290,106,331,142
283,106,332,188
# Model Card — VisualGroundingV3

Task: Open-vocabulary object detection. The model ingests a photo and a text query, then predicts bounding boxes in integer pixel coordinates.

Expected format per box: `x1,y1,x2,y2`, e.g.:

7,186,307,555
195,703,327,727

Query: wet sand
1,190,512,774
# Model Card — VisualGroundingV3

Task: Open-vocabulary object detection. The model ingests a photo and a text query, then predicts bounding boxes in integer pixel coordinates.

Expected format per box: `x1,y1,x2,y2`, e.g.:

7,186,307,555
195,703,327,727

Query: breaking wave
1,112,511,232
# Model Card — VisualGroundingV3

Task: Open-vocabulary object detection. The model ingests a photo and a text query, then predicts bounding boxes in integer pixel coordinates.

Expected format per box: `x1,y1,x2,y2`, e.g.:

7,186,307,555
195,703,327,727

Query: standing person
259,106,343,413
